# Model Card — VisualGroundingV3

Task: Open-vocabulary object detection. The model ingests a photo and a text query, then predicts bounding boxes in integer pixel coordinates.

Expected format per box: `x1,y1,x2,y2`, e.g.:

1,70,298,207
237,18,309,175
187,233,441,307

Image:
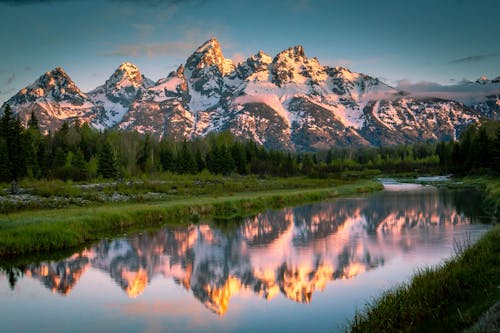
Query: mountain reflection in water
4,187,479,316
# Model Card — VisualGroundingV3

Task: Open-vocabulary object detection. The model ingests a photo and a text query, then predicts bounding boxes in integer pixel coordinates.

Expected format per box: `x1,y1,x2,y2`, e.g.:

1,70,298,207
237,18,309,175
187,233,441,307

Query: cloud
448,53,498,64
6,73,15,85
395,78,500,104
99,40,198,58
24,65,32,71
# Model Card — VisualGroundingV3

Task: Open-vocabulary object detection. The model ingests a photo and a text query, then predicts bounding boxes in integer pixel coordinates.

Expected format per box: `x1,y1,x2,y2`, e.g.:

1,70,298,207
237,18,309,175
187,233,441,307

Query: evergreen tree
71,148,88,180
0,106,26,180
301,154,313,175
27,111,39,131
231,144,247,174
493,126,500,172
326,149,333,165
194,148,206,173
475,126,491,169
136,135,150,173
177,141,197,174
159,144,174,172
221,145,235,175
98,140,118,179
0,138,10,182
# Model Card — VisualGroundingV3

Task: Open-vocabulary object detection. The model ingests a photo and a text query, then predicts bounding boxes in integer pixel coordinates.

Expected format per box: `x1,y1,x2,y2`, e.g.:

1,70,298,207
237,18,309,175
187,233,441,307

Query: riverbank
349,225,499,332
0,174,358,214
457,176,500,218
348,176,500,332
0,178,382,259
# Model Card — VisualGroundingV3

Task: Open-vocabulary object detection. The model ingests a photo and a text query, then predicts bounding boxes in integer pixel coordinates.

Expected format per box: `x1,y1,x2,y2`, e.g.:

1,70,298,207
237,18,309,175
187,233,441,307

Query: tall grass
1,174,357,214
349,226,500,332
0,179,383,259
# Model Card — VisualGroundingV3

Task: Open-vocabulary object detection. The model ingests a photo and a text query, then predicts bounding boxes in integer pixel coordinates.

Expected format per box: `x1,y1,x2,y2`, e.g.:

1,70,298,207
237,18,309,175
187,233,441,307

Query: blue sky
0,0,499,103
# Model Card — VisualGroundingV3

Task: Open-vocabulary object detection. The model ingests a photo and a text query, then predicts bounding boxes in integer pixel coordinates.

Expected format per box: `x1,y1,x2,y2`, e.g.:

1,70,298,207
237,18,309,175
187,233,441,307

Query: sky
0,0,499,103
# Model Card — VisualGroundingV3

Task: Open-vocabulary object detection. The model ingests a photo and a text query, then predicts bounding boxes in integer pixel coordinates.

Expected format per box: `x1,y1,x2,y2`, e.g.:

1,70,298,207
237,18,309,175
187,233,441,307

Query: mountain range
1,38,499,151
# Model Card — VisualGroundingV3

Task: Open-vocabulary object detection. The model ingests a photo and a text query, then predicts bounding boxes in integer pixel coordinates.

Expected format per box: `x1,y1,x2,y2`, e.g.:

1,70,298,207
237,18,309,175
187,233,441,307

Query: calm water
0,184,491,332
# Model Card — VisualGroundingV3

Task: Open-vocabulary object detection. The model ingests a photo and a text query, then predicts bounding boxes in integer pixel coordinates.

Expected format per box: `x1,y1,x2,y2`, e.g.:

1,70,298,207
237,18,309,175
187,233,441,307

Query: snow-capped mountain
0,67,99,131
2,38,498,150
88,62,154,128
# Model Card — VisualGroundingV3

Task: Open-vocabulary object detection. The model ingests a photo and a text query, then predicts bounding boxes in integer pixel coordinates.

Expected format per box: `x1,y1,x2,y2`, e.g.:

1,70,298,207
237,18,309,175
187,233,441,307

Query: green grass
459,176,500,218
0,179,382,259
349,226,500,332
1,174,371,213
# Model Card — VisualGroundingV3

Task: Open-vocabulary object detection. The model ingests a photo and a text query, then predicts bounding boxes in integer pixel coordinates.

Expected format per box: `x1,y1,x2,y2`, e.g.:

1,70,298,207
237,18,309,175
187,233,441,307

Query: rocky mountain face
1,38,498,150
1,67,99,131
88,62,154,128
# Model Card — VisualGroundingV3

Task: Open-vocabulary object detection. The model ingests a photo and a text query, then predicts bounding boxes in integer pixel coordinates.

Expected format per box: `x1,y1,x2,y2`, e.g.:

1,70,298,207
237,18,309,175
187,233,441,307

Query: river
0,182,491,332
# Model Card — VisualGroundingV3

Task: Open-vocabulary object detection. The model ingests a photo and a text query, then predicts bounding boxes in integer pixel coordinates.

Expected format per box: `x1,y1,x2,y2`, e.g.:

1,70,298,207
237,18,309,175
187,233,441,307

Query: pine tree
159,144,174,172
0,138,10,182
136,135,150,173
98,140,118,179
177,141,197,174
71,148,87,180
475,126,491,169
493,126,500,172
27,111,39,131
221,145,235,175
194,148,206,173
231,144,247,174
302,154,313,175
0,106,26,180
326,149,333,165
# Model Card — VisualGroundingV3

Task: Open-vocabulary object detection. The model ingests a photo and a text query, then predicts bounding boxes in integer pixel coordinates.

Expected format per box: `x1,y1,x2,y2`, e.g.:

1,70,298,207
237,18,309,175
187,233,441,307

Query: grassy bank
0,173,375,214
349,226,500,332
348,176,500,332
0,179,382,259
456,176,500,219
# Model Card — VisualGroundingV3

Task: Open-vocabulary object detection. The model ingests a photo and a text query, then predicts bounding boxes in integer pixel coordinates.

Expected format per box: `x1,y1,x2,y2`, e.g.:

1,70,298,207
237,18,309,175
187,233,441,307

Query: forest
1,104,499,184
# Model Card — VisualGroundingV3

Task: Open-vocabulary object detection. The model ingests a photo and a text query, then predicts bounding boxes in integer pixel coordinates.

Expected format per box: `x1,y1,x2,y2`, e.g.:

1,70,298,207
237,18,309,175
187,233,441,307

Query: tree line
1,104,499,183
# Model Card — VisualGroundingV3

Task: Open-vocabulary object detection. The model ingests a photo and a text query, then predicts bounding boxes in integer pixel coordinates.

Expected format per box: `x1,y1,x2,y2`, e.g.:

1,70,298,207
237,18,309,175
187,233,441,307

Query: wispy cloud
6,73,15,85
448,53,498,64
395,78,500,104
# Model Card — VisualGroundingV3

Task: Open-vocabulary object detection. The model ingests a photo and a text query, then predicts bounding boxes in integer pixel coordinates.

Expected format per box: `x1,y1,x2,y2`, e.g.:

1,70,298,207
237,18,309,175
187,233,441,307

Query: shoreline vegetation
0,177,382,260
348,177,500,333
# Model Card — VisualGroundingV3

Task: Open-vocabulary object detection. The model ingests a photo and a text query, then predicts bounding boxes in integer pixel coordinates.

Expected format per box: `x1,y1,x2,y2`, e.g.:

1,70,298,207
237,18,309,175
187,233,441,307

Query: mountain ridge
1,38,498,150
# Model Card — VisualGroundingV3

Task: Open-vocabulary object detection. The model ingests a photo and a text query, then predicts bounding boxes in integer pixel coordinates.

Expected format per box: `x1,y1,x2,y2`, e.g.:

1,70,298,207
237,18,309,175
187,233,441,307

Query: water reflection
2,187,481,316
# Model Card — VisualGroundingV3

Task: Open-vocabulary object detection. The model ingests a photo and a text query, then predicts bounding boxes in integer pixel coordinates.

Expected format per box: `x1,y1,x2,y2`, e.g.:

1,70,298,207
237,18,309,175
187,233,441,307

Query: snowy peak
271,45,326,85
99,62,154,94
0,67,97,133
236,50,273,80
88,62,154,128
276,45,306,59
106,62,149,90
12,67,88,105
7,67,88,106
185,38,235,76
